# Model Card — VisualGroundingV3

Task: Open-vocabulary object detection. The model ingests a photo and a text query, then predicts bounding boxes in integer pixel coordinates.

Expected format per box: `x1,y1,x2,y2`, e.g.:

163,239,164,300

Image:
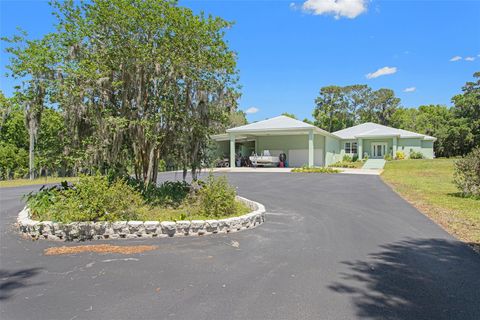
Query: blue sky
1,0,479,122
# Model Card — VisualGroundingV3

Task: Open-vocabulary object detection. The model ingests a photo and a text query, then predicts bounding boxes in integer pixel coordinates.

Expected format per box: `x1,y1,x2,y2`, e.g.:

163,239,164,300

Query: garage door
288,149,324,167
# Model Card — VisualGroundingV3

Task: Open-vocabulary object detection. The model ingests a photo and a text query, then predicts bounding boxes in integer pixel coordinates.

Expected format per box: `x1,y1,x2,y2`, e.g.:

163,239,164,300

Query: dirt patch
44,244,158,256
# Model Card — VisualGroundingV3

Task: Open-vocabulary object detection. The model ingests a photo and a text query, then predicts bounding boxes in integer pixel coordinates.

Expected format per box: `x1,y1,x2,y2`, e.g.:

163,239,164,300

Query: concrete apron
212,167,382,175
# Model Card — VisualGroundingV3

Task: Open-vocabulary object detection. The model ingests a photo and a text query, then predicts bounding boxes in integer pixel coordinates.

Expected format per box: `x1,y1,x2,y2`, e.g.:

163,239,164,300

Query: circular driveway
1,172,479,320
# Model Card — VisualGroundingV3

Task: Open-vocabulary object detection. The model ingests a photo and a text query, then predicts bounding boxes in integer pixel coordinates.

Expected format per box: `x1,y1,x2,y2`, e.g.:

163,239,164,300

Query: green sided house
212,115,436,168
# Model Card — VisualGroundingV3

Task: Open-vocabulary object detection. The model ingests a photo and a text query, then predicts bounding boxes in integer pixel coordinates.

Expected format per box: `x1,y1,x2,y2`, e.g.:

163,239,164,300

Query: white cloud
465,56,475,61
450,56,462,62
403,87,416,93
302,0,367,19
366,66,397,79
245,107,259,114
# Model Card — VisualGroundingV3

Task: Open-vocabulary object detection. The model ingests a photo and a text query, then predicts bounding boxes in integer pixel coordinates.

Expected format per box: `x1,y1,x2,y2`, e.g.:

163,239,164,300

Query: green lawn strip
381,159,480,251
0,177,76,188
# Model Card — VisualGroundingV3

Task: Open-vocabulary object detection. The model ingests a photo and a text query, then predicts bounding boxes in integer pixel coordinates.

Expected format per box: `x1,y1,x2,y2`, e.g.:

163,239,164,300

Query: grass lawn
381,159,480,252
0,177,78,188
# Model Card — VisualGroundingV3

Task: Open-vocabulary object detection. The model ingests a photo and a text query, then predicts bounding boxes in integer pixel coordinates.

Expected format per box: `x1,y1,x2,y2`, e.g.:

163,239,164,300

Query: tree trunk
28,126,35,180
145,146,156,185
191,167,198,181
182,166,187,181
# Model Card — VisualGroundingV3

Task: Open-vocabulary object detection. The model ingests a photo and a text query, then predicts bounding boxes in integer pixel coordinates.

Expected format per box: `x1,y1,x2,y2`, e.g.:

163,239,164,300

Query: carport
212,116,337,168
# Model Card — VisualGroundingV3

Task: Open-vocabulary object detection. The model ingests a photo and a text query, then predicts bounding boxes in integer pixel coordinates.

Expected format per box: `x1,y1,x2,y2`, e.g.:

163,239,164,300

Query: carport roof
225,116,334,136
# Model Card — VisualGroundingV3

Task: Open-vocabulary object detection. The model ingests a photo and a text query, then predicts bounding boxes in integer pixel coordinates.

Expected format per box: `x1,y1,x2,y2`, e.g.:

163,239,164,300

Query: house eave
338,134,437,141
226,127,337,138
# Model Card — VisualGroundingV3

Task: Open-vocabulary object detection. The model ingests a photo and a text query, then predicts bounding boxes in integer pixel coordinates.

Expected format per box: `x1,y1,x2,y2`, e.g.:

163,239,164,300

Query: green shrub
409,151,424,159
24,182,71,221
342,155,353,162
395,151,405,160
125,177,190,208
454,147,480,197
26,175,143,223
198,174,237,218
292,167,340,173
352,154,359,162
384,154,393,161
329,161,357,168
0,142,28,180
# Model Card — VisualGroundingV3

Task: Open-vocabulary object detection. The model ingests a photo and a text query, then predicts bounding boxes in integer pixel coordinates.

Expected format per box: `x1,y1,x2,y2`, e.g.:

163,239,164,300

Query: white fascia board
354,134,400,139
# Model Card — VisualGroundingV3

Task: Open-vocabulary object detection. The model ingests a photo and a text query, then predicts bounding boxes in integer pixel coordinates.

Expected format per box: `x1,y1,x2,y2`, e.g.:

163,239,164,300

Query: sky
1,0,479,122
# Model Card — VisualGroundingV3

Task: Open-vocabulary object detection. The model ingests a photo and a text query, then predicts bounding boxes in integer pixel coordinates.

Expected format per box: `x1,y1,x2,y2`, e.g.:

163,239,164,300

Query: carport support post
229,133,236,168
393,136,397,158
308,130,314,167
358,138,363,160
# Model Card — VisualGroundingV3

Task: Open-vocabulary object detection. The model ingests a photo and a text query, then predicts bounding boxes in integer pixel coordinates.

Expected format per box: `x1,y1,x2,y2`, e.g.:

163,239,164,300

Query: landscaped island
18,174,265,241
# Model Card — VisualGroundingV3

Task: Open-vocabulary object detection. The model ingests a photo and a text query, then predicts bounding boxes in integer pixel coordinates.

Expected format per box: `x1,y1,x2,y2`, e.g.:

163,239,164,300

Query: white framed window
345,142,358,154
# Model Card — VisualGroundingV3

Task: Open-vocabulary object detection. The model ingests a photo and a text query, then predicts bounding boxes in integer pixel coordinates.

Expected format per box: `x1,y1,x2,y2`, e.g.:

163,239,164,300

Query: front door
371,143,387,158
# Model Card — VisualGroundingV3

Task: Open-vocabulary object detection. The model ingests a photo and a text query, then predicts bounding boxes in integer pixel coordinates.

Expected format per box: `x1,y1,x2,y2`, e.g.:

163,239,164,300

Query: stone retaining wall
17,196,265,241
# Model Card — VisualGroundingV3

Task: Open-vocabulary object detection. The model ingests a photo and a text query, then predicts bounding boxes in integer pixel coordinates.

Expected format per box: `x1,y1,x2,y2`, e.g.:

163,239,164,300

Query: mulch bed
44,244,158,255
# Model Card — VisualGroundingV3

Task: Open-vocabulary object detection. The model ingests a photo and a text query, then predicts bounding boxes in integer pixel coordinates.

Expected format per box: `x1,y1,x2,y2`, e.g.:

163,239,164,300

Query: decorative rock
53,222,66,239
47,234,60,241
112,221,127,232
144,221,159,234
224,217,239,231
190,220,205,235
104,225,115,236
128,221,144,234
94,222,107,234
161,221,177,237
205,220,219,233
65,223,79,239
175,221,191,235
217,219,230,233
77,222,94,240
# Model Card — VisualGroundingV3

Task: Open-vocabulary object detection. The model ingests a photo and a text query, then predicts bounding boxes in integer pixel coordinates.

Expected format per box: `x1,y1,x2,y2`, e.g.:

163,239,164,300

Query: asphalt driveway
1,172,479,320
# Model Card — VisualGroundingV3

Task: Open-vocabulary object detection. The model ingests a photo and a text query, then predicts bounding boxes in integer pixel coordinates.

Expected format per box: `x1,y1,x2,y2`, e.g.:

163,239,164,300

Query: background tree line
1,0,241,183
311,72,479,157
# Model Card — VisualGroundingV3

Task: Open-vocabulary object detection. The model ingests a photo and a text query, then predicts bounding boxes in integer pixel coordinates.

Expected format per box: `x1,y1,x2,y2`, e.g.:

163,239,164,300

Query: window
345,142,358,154
351,142,358,154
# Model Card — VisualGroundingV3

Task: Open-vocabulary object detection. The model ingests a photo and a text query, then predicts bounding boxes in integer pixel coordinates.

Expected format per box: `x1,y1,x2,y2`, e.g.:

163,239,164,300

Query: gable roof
333,122,436,141
226,116,334,136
